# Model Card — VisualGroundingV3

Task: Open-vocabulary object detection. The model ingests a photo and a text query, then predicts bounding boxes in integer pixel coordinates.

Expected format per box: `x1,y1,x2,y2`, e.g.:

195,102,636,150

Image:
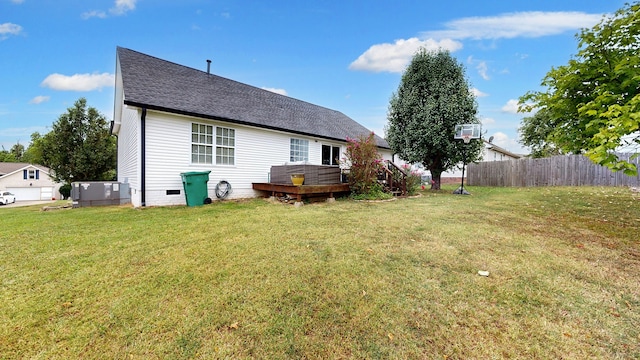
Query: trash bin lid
180,171,211,176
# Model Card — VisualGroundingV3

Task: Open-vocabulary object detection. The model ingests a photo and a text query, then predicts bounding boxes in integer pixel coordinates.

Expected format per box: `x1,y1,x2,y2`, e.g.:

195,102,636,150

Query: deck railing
379,160,408,196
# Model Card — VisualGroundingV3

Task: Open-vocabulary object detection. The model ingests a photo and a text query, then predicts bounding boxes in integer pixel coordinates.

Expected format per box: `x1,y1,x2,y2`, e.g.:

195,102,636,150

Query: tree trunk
430,169,442,190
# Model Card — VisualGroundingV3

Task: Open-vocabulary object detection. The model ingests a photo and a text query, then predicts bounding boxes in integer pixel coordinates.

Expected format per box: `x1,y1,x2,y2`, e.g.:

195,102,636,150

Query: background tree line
1,97,116,184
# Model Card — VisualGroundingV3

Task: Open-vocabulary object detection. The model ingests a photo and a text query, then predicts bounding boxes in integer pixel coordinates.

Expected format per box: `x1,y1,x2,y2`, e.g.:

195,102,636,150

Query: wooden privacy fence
467,154,640,187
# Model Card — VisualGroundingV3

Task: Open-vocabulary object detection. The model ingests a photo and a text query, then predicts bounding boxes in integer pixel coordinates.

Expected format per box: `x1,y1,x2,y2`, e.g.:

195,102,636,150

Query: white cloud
29,96,50,104
83,0,136,19
110,0,136,15
476,61,489,80
41,73,115,91
467,56,490,80
481,117,495,125
81,10,107,19
11,0,25,4
487,132,526,154
0,23,23,40
471,88,488,98
490,132,510,146
349,37,463,73
422,11,604,40
501,99,520,114
262,87,288,96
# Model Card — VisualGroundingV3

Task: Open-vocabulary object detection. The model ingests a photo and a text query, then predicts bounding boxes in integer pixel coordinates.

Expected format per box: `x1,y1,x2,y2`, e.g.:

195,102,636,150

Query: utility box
180,171,211,206
71,182,131,208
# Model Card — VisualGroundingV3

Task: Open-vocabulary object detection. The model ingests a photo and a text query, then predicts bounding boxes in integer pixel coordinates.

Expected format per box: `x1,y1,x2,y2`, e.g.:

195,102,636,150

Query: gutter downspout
141,108,147,207
110,120,118,181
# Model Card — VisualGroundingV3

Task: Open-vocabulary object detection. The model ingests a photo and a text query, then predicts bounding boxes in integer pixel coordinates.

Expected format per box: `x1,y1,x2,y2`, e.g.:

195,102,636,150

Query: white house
440,139,523,183
0,163,62,201
482,139,522,162
112,47,394,207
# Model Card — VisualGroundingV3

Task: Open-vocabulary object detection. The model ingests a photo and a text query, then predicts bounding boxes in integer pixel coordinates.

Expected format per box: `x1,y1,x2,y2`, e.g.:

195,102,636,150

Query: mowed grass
1,186,639,359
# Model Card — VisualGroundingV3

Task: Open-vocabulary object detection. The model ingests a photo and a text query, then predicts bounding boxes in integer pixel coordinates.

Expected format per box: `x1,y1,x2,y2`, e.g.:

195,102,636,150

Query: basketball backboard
454,124,481,140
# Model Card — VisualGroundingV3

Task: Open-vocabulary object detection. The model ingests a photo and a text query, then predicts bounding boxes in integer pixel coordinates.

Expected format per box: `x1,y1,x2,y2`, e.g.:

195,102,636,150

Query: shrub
59,183,71,200
343,133,385,197
349,182,393,201
401,164,422,196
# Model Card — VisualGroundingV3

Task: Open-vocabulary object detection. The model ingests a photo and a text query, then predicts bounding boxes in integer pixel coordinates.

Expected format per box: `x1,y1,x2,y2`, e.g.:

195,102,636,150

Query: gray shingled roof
0,163,49,177
117,47,389,149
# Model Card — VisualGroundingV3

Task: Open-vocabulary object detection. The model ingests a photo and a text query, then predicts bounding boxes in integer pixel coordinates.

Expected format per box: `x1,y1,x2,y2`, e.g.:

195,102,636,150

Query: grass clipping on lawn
1,186,639,359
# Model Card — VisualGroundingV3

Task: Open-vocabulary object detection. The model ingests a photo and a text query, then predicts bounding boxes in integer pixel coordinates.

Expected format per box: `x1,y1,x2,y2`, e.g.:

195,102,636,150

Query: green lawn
1,186,638,359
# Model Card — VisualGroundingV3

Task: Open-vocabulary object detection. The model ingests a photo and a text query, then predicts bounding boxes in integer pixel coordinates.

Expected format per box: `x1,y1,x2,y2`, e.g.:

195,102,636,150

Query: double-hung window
192,123,235,165
290,138,309,162
216,127,235,165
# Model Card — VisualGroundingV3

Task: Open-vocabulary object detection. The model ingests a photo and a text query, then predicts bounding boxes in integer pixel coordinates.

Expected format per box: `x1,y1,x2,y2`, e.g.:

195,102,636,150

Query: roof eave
124,100,391,149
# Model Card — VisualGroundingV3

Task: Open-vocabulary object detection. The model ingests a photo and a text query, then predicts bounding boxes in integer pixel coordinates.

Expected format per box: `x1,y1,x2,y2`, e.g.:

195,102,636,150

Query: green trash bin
180,171,211,206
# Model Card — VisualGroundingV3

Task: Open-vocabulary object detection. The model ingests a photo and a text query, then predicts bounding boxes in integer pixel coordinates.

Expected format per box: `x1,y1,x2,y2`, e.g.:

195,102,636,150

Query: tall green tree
0,143,24,162
21,132,46,164
518,109,563,158
520,2,640,175
0,147,17,162
386,48,481,190
10,143,25,161
40,98,116,183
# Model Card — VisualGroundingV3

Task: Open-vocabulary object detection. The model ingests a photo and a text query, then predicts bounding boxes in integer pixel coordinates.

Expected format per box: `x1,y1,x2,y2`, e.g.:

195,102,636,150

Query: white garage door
7,187,41,201
41,187,53,200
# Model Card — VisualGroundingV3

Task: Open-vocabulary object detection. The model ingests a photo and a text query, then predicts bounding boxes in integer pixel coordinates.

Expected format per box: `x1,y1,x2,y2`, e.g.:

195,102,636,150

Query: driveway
0,200,57,209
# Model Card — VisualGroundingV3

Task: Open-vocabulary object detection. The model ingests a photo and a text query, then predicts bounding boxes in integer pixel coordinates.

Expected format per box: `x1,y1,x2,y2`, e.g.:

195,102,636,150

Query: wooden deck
252,183,350,203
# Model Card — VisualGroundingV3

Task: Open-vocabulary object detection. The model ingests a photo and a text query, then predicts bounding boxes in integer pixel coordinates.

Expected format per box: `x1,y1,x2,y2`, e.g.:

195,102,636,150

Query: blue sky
0,0,627,155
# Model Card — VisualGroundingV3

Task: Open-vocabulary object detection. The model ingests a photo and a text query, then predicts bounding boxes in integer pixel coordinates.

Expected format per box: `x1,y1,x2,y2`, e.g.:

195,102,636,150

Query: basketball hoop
453,123,480,196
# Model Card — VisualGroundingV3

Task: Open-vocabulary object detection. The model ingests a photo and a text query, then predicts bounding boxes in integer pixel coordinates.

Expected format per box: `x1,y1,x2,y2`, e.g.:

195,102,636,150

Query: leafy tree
10,143,25,161
518,109,564,158
386,48,481,190
21,132,46,164
520,2,640,175
0,147,17,162
40,98,116,183
0,143,25,162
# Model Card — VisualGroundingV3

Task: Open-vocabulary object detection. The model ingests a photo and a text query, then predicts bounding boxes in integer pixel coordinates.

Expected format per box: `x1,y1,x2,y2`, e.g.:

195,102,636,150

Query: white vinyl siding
114,106,141,206
121,109,391,207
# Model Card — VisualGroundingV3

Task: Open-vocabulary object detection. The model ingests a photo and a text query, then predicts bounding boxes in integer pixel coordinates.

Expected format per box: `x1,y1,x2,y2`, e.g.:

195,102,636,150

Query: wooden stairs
378,160,408,196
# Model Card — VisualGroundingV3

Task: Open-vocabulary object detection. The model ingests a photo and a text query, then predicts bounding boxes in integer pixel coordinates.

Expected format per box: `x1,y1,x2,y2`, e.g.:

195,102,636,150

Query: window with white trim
191,123,235,165
290,138,309,162
216,126,235,165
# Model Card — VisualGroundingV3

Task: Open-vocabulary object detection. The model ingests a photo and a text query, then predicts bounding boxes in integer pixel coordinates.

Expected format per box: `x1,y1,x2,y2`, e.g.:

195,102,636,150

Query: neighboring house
440,139,523,182
482,139,522,162
112,47,393,207
0,163,62,201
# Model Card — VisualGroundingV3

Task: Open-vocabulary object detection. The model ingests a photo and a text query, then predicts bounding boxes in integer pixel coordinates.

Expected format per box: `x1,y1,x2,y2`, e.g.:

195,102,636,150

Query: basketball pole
453,136,471,195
